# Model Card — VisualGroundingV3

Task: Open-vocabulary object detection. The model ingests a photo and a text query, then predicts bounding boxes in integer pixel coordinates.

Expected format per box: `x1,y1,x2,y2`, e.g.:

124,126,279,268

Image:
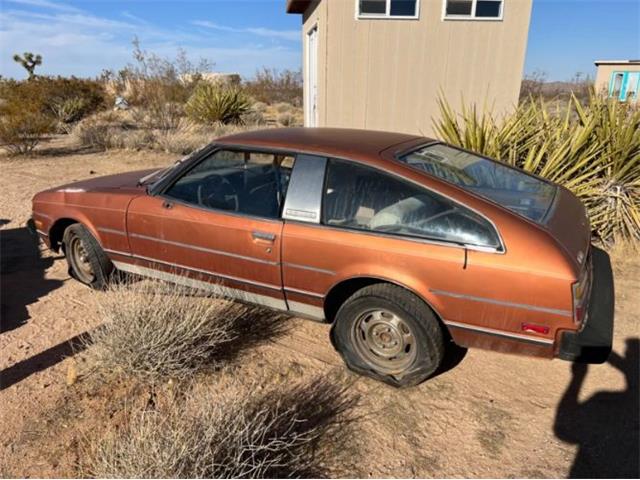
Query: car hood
53,169,158,194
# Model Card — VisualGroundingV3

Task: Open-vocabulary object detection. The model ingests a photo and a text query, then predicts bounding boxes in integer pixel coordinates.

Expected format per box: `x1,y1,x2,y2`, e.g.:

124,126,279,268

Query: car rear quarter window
399,144,557,223
322,159,501,250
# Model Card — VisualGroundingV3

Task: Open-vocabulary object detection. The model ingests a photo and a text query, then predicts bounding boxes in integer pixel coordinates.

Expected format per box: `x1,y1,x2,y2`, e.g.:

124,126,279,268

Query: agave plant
434,93,640,246
185,83,251,125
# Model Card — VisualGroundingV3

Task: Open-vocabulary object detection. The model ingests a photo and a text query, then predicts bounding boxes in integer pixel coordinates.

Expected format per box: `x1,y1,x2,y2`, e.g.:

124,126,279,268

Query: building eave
286,0,312,14
594,60,640,66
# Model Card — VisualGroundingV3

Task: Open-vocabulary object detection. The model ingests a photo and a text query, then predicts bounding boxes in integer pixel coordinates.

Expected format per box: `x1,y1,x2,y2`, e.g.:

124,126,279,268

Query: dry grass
70,110,259,155
83,377,358,478
82,279,288,382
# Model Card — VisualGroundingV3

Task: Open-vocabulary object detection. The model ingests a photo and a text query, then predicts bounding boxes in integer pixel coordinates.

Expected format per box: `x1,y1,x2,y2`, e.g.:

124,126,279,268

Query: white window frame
441,0,504,21
355,0,420,20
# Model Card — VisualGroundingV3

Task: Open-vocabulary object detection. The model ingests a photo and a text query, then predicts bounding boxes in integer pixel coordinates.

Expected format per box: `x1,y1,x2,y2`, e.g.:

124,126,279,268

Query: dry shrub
119,129,156,150
244,68,303,106
71,111,156,151
0,79,55,154
242,109,266,126
277,112,299,127
71,116,120,150
252,101,268,113
153,119,209,154
0,109,54,155
85,377,358,478
154,119,259,154
83,279,287,381
273,102,294,113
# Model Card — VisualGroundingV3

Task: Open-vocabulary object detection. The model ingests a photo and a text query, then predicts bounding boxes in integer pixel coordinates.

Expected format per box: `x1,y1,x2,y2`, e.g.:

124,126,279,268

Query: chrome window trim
128,231,279,266
105,249,282,292
431,288,573,317
320,157,506,253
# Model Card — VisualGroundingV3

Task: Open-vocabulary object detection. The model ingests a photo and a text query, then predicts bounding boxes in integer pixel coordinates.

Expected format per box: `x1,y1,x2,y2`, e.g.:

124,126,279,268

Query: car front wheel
331,283,445,387
63,224,113,289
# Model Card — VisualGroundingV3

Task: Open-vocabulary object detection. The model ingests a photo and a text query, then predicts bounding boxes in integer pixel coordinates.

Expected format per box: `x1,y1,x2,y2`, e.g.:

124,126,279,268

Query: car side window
322,159,501,249
164,149,295,219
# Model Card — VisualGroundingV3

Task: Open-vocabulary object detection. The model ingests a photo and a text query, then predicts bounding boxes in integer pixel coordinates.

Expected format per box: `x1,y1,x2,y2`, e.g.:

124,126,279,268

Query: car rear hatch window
399,144,557,223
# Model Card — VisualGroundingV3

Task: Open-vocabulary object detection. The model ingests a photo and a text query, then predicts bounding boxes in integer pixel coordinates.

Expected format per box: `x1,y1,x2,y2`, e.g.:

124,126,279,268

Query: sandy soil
1,136,638,478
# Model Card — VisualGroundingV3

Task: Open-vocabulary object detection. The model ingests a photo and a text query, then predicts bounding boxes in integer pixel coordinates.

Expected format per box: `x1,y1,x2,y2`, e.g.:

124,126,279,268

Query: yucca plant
185,83,251,125
434,93,640,246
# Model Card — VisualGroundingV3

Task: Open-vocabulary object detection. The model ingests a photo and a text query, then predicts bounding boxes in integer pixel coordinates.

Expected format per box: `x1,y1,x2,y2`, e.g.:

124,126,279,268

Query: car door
125,148,295,310
281,158,504,321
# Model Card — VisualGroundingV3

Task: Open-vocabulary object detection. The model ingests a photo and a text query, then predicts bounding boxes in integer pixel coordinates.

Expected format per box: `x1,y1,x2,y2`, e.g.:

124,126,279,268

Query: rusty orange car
31,128,614,386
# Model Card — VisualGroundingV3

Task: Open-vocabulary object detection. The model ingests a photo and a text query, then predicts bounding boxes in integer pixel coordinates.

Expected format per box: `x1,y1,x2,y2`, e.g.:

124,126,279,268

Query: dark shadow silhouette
208,303,292,364
0,224,65,333
554,338,640,478
0,219,10,228
431,340,468,379
0,331,93,390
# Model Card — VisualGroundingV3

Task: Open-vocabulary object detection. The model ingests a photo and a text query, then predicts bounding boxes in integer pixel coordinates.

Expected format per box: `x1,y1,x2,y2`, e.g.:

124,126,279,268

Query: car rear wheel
63,224,113,289
331,283,445,387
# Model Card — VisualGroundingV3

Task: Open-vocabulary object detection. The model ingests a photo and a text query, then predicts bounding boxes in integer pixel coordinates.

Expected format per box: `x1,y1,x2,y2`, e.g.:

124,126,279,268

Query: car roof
215,127,431,160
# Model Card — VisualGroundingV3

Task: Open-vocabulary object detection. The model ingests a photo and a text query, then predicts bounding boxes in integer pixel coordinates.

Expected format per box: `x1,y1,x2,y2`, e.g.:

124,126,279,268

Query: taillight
572,263,591,324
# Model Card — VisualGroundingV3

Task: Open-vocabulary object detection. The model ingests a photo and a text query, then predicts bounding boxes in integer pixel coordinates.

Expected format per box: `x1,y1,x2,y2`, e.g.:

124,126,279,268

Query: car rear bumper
558,246,614,364
27,216,51,247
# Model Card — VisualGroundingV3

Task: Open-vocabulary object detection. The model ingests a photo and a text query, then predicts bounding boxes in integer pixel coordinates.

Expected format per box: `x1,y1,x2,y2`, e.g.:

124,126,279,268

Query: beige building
594,60,640,103
287,0,532,136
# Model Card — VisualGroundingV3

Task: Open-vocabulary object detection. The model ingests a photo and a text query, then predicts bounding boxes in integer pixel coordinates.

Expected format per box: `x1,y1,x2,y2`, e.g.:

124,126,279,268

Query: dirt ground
1,136,638,478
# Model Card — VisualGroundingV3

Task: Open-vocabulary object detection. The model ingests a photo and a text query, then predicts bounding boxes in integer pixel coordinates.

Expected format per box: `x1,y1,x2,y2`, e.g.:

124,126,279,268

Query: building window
357,0,419,19
443,0,503,20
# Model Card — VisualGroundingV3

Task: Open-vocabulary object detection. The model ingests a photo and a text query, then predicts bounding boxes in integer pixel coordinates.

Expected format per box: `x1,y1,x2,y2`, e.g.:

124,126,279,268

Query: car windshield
139,150,200,187
399,144,557,223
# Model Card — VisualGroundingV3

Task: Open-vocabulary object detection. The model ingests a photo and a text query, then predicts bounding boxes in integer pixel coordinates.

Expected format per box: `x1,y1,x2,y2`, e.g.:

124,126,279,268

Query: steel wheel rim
69,235,95,283
351,308,417,375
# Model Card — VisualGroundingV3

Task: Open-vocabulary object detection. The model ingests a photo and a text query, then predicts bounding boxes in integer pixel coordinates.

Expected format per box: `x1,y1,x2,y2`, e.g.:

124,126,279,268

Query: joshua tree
13,52,43,80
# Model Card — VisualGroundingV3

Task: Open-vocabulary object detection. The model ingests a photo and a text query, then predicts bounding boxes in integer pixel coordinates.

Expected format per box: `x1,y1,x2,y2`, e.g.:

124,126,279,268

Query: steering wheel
197,174,239,211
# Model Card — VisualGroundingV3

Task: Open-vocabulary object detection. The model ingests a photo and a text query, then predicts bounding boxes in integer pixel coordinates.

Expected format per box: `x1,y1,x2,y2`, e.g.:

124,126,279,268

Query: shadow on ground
0,225,64,334
0,331,93,390
35,144,100,158
554,337,640,478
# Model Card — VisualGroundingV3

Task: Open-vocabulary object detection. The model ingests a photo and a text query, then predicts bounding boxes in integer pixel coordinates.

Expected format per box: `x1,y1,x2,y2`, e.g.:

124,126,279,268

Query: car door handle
252,231,276,242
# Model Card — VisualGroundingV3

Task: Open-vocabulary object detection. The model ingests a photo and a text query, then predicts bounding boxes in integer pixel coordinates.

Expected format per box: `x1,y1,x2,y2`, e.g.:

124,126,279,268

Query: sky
0,0,639,81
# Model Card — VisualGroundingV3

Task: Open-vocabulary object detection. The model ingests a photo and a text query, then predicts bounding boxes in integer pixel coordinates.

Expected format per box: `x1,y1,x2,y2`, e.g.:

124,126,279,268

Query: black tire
330,283,445,388
63,223,113,289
